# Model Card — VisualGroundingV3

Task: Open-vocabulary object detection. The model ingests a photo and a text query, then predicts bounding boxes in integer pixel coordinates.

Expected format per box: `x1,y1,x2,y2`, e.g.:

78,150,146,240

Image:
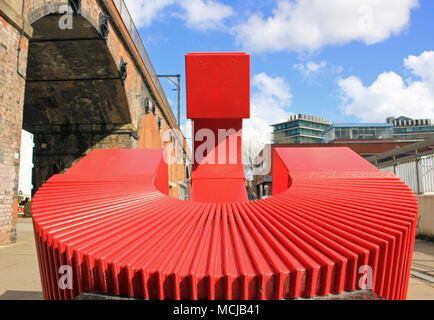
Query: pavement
0,218,42,300
0,218,433,300
407,239,434,299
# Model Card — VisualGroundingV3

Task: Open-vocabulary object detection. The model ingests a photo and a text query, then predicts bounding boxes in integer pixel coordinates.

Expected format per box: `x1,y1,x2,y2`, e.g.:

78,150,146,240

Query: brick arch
0,0,189,245
27,1,134,117
23,2,135,193
29,1,100,32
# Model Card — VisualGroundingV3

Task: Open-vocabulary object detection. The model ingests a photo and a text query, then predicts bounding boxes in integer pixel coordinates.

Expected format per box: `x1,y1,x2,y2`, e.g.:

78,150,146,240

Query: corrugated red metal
31,53,418,300
32,147,418,300
188,54,249,202
190,118,247,202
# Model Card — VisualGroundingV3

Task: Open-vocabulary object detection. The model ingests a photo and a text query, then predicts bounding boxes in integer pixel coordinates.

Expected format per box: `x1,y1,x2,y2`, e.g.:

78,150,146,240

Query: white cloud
124,0,175,27
181,119,193,151
339,51,434,122
243,73,292,145
332,65,344,75
233,0,419,53
293,61,343,85
293,61,327,79
124,0,234,31
404,51,434,89
179,0,235,31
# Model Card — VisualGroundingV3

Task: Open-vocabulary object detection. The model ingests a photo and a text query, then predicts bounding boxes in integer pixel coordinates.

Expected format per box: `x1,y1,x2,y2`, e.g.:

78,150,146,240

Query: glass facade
393,126,434,133
273,120,330,131
391,118,434,141
273,133,323,144
323,125,393,143
272,116,330,144
275,116,434,144
278,128,324,137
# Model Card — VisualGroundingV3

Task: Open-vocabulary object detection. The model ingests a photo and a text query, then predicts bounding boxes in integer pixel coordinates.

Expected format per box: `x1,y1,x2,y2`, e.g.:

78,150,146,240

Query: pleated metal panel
32,52,417,300
32,147,418,300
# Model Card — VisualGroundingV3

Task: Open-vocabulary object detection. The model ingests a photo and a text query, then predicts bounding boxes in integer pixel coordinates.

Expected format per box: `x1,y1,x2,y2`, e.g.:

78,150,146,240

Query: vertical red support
185,53,250,202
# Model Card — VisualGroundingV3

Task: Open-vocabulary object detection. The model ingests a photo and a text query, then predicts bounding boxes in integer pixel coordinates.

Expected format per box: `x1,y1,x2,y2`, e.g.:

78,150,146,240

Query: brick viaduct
0,0,191,245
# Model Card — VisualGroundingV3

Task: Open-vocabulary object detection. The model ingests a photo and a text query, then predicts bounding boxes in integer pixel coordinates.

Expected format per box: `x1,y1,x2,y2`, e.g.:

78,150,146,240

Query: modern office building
389,116,434,141
322,117,434,143
323,123,394,143
272,114,331,144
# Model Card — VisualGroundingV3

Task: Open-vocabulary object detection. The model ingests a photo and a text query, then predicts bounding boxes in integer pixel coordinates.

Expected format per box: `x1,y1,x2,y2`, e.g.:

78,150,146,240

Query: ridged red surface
32,147,418,300
32,53,417,300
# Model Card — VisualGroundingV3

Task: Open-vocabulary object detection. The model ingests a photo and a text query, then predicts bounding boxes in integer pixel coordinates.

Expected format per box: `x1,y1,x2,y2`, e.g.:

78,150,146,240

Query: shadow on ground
0,291,43,300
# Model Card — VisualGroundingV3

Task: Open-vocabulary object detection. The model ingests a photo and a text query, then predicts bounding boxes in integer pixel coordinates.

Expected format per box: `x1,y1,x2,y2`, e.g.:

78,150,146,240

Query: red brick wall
0,0,190,245
0,15,29,245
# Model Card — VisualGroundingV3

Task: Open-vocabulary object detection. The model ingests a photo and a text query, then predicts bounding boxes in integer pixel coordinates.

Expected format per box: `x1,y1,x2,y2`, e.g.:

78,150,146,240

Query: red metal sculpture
187,53,250,202
32,53,418,300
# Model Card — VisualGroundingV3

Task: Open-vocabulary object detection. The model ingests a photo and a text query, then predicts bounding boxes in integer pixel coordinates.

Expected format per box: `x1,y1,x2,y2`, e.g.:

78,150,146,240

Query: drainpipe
16,0,26,79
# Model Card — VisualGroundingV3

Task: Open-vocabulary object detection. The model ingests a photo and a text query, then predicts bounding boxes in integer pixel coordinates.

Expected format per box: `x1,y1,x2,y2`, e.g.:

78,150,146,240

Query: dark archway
23,7,133,193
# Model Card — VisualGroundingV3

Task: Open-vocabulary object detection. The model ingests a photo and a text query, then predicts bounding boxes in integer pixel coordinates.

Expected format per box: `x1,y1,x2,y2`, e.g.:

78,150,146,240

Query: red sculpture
187,53,250,202
32,53,418,300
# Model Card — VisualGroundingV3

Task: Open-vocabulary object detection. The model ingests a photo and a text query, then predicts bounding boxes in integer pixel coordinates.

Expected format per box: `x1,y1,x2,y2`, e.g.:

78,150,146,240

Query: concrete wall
4,0,23,15
417,195,434,238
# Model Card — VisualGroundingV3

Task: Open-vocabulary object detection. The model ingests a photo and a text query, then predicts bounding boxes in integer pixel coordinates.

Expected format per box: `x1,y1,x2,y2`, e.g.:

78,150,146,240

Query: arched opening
22,10,134,194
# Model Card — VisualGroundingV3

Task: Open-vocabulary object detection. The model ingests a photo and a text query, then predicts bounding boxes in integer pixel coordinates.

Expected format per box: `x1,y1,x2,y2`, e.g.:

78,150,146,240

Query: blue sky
125,0,434,143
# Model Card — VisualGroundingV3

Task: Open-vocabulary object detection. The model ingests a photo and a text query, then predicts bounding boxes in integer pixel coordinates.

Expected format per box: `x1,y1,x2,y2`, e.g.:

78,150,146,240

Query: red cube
185,53,250,119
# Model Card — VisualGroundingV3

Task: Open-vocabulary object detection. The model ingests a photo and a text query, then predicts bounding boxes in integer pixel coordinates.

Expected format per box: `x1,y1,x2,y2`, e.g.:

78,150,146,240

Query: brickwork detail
0,0,188,245
0,15,29,245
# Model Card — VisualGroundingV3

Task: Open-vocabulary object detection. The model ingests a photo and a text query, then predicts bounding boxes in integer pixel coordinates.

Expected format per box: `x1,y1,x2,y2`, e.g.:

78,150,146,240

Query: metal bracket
152,101,156,115
144,97,150,114
120,58,128,84
129,130,140,141
99,13,109,41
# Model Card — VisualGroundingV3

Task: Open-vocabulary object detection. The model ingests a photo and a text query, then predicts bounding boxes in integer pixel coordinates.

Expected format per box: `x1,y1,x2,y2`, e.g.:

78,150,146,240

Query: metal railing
379,154,434,194
369,138,434,194
111,0,176,125
111,0,193,162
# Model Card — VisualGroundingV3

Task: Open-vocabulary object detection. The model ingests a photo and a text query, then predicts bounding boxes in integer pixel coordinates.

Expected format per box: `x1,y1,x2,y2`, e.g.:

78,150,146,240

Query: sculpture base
74,290,384,300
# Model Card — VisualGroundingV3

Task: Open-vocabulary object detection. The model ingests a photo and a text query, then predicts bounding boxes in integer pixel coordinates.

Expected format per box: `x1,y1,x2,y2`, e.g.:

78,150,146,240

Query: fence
367,135,434,196
111,0,174,121
379,154,434,194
